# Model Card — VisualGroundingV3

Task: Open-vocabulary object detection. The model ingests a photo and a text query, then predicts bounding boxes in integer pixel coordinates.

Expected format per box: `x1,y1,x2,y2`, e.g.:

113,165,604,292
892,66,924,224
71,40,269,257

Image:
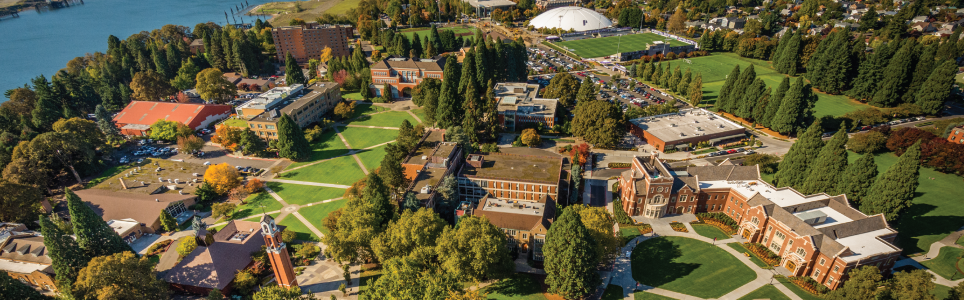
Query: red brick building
947,125,964,144
628,108,746,152
271,22,352,63
112,101,233,136
369,57,445,98
618,153,901,290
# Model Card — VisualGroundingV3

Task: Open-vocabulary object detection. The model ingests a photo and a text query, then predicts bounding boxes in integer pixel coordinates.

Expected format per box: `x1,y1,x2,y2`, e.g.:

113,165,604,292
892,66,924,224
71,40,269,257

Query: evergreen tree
752,88,772,125
771,28,792,62
575,76,597,104
716,65,740,111
430,25,443,53
915,60,956,115
640,61,654,80
276,114,311,161
769,77,811,135
737,78,765,119
434,56,462,128
166,41,183,74
676,69,691,97
207,32,227,70
67,188,133,257
775,31,801,75
40,215,88,299
860,141,922,221
773,119,824,188
650,62,662,83
425,40,437,58
937,28,963,60
0,271,48,300
903,44,936,103
94,105,123,144
159,210,177,232
544,208,600,300
847,42,894,102
150,43,171,79
458,49,478,101
858,6,879,31
727,65,757,113
172,58,201,91
840,153,878,205
688,73,703,107
668,65,682,92
762,77,790,129
360,77,373,100
475,44,489,88
411,32,423,59
284,52,306,86
628,63,638,78
31,76,64,131
659,63,672,87
808,29,853,94
870,39,917,107
800,124,850,195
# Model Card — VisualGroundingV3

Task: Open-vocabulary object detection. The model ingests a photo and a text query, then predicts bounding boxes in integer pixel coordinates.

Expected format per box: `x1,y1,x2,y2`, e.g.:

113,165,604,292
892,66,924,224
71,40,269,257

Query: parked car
727,149,738,154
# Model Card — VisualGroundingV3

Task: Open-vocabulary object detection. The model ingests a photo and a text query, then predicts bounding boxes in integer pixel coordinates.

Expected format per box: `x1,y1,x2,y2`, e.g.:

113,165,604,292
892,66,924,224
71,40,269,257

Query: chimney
467,154,484,168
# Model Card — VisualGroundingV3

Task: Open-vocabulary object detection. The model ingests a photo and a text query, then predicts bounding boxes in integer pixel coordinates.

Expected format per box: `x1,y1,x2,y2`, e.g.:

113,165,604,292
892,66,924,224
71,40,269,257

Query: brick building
0,223,57,293
271,22,352,63
494,83,558,131
243,82,342,140
618,153,901,290
628,108,746,152
403,130,463,209
475,194,556,261
947,125,964,144
369,57,445,99
112,101,233,136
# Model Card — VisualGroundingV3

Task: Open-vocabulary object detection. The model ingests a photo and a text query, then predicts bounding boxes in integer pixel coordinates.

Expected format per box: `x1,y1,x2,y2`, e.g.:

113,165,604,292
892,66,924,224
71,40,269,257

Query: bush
211,202,237,221
669,222,688,232
741,153,780,173
744,242,781,266
847,131,888,154
146,240,173,256
608,163,631,168
176,237,199,257
613,199,634,225
886,127,936,155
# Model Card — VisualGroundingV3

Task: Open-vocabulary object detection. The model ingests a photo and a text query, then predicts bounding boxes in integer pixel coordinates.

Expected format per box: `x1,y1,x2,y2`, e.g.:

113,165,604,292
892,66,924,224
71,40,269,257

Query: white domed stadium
529,6,613,32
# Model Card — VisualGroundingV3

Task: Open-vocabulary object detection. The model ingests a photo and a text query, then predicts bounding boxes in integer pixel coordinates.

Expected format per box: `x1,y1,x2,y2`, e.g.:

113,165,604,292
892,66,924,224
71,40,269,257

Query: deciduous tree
177,135,205,154
195,68,237,103
521,128,541,147
0,180,42,224
372,208,446,263
131,70,176,101
825,266,882,300
888,270,937,300
203,163,242,194
435,215,514,282
73,252,169,300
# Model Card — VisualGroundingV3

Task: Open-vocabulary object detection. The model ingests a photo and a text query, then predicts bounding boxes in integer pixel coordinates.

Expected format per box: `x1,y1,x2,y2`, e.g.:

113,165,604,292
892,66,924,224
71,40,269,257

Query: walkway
907,227,964,287
608,215,803,300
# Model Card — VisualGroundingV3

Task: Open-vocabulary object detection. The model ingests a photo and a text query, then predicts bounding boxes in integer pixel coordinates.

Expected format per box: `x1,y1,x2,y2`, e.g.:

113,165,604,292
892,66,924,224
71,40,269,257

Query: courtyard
630,236,756,298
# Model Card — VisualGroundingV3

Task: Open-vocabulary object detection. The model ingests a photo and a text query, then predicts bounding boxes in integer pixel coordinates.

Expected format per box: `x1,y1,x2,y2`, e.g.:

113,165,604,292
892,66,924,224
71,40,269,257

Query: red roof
113,101,233,130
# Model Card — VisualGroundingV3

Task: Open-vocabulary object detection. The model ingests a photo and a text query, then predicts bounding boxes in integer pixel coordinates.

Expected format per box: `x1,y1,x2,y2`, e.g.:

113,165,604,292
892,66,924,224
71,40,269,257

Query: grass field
349,111,419,127
325,0,357,15
554,33,689,58
738,285,791,300
299,200,347,235
278,214,319,242
355,143,391,171
233,192,284,220
283,154,367,185
266,182,346,206
601,285,625,300
775,277,825,300
223,118,248,128
634,291,677,300
934,284,953,300
340,127,399,149
631,236,756,298
397,27,476,42
348,104,390,119
411,108,428,123
679,53,870,117
726,243,771,269
287,129,351,168
342,91,363,100
479,273,548,300
920,247,964,280
692,224,731,240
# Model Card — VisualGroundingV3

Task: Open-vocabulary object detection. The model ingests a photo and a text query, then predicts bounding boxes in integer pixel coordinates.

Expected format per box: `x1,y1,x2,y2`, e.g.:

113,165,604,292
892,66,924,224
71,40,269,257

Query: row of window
250,124,277,130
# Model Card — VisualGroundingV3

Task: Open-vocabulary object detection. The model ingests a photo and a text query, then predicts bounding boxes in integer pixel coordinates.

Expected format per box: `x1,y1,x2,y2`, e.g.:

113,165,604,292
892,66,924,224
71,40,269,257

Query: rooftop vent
421,185,433,194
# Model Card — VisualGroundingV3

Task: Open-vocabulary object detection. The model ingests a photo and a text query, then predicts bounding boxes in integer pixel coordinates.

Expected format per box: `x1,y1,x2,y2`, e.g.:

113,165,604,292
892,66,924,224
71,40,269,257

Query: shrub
613,199,634,224
847,131,888,154
146,240,173,256
789,276,829,295
669,222,688,232
695,212,738,230
609,163,631,168
886,127,936,155
176,237,198,257
744,243,781,266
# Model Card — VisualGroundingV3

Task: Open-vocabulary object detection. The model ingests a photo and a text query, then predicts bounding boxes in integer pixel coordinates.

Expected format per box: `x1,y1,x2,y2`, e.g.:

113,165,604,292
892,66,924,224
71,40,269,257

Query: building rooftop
163,220,271,290
480,196,548,216
462,0,517,8
460,153,563,184
495,83,558,117
90,158,207,195
107,219,141,236
793,207,852,229
370,57,446,71
835,228,901,262
112,101,232,127
629,108,745,144
475,195,556,232
247,82,339,123
700,180,831,207
237,84,305,116
0,259,53,274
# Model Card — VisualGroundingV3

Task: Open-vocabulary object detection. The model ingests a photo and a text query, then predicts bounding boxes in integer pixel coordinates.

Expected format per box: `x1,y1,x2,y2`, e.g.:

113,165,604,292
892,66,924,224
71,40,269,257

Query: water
0,0,284,101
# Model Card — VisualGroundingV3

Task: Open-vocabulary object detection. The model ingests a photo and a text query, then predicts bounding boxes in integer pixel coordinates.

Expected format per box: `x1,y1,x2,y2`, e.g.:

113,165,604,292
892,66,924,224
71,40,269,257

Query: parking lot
116,136,283,177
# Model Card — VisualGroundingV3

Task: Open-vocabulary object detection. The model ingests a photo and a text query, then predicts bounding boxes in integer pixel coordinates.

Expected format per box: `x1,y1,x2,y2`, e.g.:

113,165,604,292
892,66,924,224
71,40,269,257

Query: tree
360,77,373,100
281,228,297,244
574,75,597,105
211,125,242,150
204,163,242,194
769,77,813,135
861,140,922,221
207,289,224,300
544,72,581,107
800,125,849,195
253,286,310,300
0,179,42,224
54,117,105,148
177,135,205,154
570,205,619,263
323,172,396,263
667,6,686,33
239,128,267,156
0,271,49,300
285,52,306,86
149,119,188,142
435,56,462,128
915,60,956,115
277,114,311,160
521,128,541,147
131,70,175,101
31,76,63,131
774,31,801,75
435,215,513,282
889,270,937,300
825,266,881,300
159,209,177,232
716,66,740,111
333,101,355,120
858,6,879,31
807,29,853,95
211,202,237,220
171,58,201,91
544,207,600,299
67,188,134,257
176,236,199,257
40,215,89,297
839,153,878,205
848,42,894,102
688,73,703,106
94,105,124,145
727,65,756,113
195,68,237,103
773,120,824,189
73,252,169,300
372,208,446,263
949,281,964,300
871,40,916,107
319,46,333,64
365,255,463,299
571,100,624,148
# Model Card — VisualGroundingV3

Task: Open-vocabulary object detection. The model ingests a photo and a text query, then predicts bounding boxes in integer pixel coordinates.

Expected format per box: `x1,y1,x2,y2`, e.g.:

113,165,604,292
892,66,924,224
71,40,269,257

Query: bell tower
260,215,298,288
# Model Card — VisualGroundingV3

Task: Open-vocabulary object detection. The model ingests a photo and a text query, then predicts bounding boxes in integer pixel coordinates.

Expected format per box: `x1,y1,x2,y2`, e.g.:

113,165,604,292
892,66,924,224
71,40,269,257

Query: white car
203,161,212,166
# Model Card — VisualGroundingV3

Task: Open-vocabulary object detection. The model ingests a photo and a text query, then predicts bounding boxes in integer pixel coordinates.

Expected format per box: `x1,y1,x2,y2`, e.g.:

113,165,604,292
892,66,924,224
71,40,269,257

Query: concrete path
406,110,423,123
907,227,964,286
267,179,352,189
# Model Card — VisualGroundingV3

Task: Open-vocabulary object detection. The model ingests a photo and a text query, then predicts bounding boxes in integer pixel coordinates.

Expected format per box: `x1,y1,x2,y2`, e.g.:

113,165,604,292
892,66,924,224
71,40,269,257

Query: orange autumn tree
244,178,264,193
211,125,242,151
569,143,590,165
204,163,242,194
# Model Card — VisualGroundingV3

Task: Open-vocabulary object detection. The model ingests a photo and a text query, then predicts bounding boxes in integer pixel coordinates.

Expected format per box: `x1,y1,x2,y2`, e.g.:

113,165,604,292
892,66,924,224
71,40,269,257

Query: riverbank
245,0,355,25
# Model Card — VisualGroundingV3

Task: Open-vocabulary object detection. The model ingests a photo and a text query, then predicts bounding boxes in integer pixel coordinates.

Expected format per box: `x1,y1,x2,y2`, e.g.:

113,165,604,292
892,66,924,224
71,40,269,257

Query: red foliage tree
249,84,261,91
238,83,250,91
886,128,936,155
332,69,348,85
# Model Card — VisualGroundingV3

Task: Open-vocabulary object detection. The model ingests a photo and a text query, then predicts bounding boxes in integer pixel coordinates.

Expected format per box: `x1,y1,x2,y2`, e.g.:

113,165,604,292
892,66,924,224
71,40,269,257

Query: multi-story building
0,223,57,293
618,153,901,290
244,82,342,140
369,57,445,99
457,153,564,204
947,125,964,144
494,83,558,131
627,108,746,152
271,22,352,63
475,194,556,261
403,130,463,209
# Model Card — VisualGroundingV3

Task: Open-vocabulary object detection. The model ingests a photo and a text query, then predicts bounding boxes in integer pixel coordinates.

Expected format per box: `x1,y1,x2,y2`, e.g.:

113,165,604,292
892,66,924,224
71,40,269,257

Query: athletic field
681,53,870,117
553,32,690,58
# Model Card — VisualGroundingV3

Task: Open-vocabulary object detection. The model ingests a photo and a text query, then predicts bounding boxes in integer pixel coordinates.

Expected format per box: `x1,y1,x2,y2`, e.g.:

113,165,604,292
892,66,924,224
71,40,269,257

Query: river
0,0,286,102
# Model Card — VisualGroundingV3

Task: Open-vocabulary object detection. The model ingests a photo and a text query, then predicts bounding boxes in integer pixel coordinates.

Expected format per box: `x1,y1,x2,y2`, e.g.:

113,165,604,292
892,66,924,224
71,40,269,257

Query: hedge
609,162,631,168
695,212,738,231
613,199,634,225
744,242,781,266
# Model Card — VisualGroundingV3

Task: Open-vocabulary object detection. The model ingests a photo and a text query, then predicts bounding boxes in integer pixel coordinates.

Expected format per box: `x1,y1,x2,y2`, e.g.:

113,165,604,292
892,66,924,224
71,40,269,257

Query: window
833,266,840,273
788,240,794,247
762,237,768,244
680,195,687,202
775,231,786,240
813,269,821,278
770,242,782,252
522,233,527,239
657,187,663,192
827,277,835,285
767,226,772,232
820,258,826,266
796,248,806,257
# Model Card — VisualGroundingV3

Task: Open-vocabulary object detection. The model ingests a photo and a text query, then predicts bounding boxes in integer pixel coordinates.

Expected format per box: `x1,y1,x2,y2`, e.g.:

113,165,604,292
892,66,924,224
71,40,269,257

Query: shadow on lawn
895,202,964,254
631,237,699,287
483,273,543,297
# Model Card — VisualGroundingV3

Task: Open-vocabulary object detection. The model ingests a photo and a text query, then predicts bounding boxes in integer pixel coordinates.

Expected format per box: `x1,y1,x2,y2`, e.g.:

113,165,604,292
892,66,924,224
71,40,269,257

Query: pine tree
284,52,306,86
915,60,956,115
688,73,703,107
67,188,133,257
650,62,662,83
425,40,437,59
544,208,600,300
167,41,183,74
773,119,824,188
668,65,682,92
860,141,922,221
727,65,756,113
807,29,853,94
640,61,654,80
752,88,771,125
840,153,878,205
458,49,478,101
677,69,692,96
716,65,740,111
847,42,894,102
475,44,489,87
95,105,123,144
40,215,88,299
276,114,311,161
628,63,638,78
737,78,765,119
871,39,917,107
904,44,937,104
775,31,801,75
31,76,64,131
800,124,850,195
360,77,373,100
150,43,171,80
411,33,422,59
761,77,790,129
159,210,177,232
576,76,597,105
770,77,809,135
659,63,672,87
771,28,792,62
435,56,462,128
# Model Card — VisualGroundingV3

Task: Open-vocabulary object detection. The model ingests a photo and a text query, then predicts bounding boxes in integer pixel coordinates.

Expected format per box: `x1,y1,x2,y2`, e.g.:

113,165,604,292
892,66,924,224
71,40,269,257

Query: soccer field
554,32,690,58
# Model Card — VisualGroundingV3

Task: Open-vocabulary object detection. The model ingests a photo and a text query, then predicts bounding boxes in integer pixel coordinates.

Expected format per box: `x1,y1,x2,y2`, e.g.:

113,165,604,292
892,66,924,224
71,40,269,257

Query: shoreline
243,3,277,22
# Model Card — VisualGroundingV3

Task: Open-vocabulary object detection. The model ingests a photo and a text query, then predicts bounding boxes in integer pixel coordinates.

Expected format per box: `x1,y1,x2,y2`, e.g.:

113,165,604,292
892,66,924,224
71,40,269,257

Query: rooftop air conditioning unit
421,185,433,194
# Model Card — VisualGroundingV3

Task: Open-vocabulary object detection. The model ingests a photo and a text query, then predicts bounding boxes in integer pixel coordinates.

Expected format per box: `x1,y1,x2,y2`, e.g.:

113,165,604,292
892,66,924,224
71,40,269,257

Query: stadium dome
529,6,613,32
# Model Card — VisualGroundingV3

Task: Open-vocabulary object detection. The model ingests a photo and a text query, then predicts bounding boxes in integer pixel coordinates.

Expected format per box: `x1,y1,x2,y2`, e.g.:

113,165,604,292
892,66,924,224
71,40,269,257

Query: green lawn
233,192,284,220
678,53,870,117
85,164,129,188
846,152,964,255
348,104,391,119
601,285,625,300
920,247,964,280
958,235,964,247
479,273,548,300
634,291,677,300
342,91,363,100
298,200,347,235
349,111,419,128
223,118,248,128
278,215,319,242
287,129,351,168
726,243,771,269
398,27,475,42
738,285,791,300
355,143,391,171
282,154,368,185
934,284,953,300
212,212,282,231
692,224,731,240
631,236,756,298
554,33,690,58
339,127,399,149
775,277,825,300
411,108,428,124
324,0,357,15
266,182,346,206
